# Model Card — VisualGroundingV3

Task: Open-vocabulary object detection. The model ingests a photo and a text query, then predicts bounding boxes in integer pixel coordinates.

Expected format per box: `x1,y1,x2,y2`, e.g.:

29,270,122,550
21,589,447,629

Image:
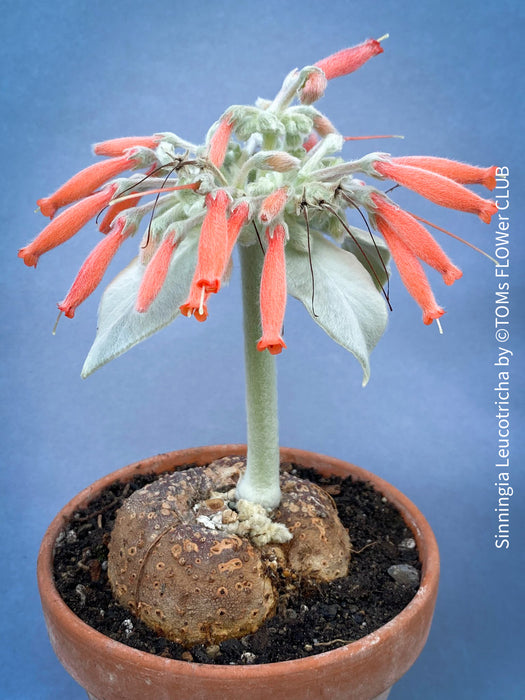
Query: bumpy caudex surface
108,457,351,646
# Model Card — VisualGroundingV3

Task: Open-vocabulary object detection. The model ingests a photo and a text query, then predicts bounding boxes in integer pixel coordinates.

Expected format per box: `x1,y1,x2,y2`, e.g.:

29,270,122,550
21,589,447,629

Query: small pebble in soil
387,564,420,586
399,537,416,551
122,619,134,639
66,529,78,544
206,645,221,660
75,584,87,607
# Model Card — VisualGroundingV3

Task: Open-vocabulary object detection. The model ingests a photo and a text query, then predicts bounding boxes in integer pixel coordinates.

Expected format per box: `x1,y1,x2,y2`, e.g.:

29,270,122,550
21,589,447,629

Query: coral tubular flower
316,37,384,80
208,114,234,169
257,225,287,355
391,156,498,191
136,231,178,313
373,159,498,223
195,190,230,293
57,218,128,319
99,192,142,234
18,184,117,267
371,194,462,286
259,187,288,224
37,153,140,219
179,282,209,322
301,37,385,104
93,135,162,157
376,215,444,325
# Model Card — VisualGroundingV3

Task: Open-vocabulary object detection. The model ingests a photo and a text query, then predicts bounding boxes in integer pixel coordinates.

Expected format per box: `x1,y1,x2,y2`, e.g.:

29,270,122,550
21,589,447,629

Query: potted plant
21,36,497,699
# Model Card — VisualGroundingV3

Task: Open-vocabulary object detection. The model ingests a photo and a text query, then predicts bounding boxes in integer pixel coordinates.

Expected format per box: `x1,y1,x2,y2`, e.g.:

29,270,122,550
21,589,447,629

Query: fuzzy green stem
236,242,281,509
262,133,278,151
267,66,313,114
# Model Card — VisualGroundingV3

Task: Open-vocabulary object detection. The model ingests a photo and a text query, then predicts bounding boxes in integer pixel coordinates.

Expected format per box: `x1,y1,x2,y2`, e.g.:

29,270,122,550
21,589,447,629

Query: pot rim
37,443,440,681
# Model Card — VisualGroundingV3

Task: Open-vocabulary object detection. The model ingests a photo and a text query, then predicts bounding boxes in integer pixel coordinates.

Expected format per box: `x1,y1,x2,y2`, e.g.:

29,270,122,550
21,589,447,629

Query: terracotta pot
37,445,439,700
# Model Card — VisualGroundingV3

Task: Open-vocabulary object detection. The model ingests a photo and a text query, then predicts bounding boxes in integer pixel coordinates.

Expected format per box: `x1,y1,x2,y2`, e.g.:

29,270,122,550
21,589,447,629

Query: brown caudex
108,456,351,646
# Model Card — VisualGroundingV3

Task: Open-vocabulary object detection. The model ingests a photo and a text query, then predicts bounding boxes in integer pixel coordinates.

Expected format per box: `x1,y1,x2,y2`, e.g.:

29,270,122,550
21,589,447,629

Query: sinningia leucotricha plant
19,37,497,509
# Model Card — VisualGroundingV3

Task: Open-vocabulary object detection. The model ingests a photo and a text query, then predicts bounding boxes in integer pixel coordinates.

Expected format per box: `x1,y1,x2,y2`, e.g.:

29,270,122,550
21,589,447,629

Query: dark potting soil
53,461,421,665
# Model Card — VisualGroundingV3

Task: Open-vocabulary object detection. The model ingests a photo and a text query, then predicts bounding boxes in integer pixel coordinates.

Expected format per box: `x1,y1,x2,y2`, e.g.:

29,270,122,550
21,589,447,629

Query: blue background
2,1,524,697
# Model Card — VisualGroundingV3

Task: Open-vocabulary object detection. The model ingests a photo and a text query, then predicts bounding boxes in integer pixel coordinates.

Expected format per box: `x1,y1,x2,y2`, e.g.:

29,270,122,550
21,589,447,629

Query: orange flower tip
194,308,208,322
179,302,208,322
37,197,57,219
483,167,498,191
197,278,220,294
257,338,287,355
423,307,445,326
375,34,388,49
18,248,39,268
443,267,463,286
57,301,76,319
480,200,498,224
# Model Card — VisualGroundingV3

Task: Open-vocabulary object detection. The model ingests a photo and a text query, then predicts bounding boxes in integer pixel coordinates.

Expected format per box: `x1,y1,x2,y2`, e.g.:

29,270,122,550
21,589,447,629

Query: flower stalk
236,242,281,509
